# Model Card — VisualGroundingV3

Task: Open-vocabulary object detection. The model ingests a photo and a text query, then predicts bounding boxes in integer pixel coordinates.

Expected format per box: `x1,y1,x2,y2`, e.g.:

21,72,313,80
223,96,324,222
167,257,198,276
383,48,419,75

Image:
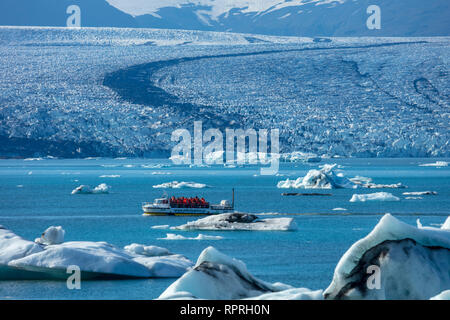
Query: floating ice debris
158,233,224,240
0,226,193,280
324,214,450,299
71,183,110,194
160,215,450,300
405,196,423,200
35,226,65,245
171,213,297,231
124,244,170,257
99,175,120,178
153,181,207,189
23,158,43,161
159,246,296,300
349,192,400,202
277,164,356,189
419,161,448,167
402,191,438,196
332,208,347,211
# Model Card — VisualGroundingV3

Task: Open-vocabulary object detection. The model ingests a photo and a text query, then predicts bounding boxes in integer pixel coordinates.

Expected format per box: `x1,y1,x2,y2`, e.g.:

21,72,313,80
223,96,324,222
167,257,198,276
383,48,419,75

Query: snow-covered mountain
0,0,449,36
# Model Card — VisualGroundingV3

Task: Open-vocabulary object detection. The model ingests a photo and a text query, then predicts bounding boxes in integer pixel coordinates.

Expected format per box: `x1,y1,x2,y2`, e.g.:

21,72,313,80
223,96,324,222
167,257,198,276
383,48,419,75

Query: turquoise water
0,158,449,299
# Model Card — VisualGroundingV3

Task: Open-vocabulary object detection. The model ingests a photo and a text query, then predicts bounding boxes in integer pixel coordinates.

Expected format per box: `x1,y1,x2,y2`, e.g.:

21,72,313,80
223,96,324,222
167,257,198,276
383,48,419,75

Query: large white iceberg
71,183,110,194
153,181,207,189
277,164,355,189
349,192,400,202
171,213,297,231
159,246,318,300
0,226,193,280
324,214,450,299
419,161,448,167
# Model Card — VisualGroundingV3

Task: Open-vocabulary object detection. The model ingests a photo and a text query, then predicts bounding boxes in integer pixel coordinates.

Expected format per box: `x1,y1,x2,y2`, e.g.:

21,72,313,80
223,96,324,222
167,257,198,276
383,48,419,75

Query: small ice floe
99,175,120,178
419,161,448,167
171,213,297,231
0,226,193,280
27,171,33,175
277,164,355,189
441,217,450,230
24,157,43,161
405,196,423,200
402,191,438,196
349,192,400,202
332,208,347,211
153,181,207,189
158,246,320,300
35,226,65,245
151,225,170,229
158,233,224,241
71,183,110,194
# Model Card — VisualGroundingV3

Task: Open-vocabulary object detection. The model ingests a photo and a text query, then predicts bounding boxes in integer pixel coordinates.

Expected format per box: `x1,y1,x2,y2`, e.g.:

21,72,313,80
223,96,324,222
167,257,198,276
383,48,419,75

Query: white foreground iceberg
158,233,224,240
349,192,400,202
0,226,193,280
71,183,110,194
324,214,450,299
171,213,297,231
153,181,207,189
159,246,318,300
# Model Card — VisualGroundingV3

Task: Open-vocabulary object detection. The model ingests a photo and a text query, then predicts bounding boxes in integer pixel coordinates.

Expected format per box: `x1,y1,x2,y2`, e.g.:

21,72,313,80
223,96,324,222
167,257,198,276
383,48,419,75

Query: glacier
159,214,450,300
0,27,448,159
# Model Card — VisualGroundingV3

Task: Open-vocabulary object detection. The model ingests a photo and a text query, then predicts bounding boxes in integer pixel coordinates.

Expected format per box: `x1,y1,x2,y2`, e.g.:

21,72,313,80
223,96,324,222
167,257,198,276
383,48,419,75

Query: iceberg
152,181,207,189
324,214,450,299
349,192,400,202
159,246,297,300
35,226,65,245
71,183,110,194
171,213,297,231
442,217,450,230
158,233,224,240
419,161,448,167
160,215,450,300
430,290,450,300
124,243,170,257
0,226,193,280
277,164,356,189
402,191,438,196
277,165,406,190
